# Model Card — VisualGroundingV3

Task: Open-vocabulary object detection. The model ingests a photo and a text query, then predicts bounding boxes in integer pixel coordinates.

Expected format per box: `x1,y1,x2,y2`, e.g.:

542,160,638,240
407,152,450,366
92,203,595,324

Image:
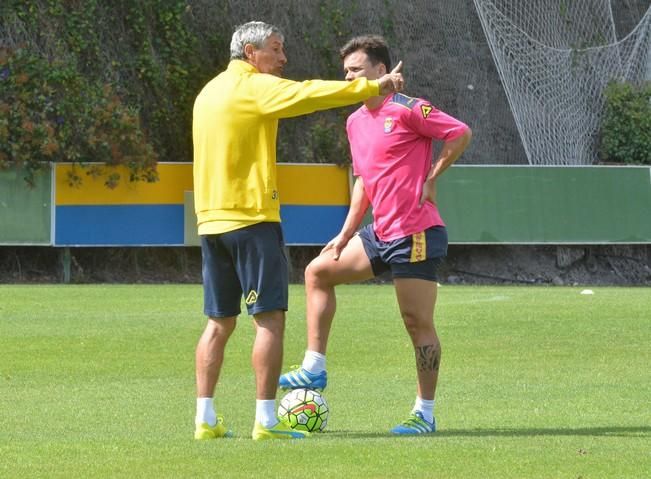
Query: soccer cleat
390,411,436,435
194,415,233,440
278,367,328,391
252,420,310,440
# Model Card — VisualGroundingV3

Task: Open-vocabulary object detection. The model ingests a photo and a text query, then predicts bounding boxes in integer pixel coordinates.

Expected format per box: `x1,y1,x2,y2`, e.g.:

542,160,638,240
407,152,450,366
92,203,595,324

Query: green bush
0,46,158,187
599,81,651,165
0,0,226,187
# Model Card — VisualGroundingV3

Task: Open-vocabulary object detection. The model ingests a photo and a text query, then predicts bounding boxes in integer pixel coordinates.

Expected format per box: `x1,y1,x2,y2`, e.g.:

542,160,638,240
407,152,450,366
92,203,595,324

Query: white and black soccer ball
278,388,329,432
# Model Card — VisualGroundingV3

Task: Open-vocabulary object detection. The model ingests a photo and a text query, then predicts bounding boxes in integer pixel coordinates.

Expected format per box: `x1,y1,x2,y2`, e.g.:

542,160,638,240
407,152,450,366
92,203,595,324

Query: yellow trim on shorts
410,231,426,262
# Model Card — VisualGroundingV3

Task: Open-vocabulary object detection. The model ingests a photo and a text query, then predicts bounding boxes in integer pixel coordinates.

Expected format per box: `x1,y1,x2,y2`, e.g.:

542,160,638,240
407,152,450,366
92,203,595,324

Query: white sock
256,399,278,428
302,350,326,374
413,396,435,424
196,397,216,426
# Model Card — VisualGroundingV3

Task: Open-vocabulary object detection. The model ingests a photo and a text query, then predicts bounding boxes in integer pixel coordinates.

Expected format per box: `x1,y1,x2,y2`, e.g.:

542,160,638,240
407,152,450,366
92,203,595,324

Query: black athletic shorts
200,222,288,317
358,224,448,281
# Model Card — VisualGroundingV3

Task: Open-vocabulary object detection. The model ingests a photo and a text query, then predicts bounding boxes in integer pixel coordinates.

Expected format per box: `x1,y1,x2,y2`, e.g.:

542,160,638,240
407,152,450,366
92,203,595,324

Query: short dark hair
339,35,391,71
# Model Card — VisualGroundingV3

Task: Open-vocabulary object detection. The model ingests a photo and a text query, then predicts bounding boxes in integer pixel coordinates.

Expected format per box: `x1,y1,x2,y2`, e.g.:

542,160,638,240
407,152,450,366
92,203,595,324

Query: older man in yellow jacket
192,21,403,440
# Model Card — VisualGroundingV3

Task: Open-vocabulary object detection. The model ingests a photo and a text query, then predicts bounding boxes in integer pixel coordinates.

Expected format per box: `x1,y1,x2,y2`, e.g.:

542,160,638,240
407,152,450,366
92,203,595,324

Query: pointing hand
378,60,404,95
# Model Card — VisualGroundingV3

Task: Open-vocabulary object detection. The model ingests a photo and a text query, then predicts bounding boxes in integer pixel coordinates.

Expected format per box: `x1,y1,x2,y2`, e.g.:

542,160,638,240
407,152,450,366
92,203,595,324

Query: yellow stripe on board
56,162,350,206
277,164,350,205
56,163,193,205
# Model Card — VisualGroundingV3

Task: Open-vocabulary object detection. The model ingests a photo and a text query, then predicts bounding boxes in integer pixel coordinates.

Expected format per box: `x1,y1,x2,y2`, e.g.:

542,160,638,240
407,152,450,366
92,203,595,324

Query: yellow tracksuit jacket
192,60,380,235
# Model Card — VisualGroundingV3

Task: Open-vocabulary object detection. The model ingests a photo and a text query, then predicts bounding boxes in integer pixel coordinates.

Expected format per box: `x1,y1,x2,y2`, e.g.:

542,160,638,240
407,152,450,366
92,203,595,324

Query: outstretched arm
258,61,405,119
322,177,370,260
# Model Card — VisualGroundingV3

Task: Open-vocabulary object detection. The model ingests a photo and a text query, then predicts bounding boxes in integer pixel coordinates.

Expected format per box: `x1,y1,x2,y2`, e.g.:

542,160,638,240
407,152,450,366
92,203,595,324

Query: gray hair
230,21,285,60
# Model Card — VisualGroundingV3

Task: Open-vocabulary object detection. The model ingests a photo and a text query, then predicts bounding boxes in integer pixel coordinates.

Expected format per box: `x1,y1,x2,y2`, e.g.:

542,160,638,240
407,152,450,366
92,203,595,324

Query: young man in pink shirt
280,35,472,434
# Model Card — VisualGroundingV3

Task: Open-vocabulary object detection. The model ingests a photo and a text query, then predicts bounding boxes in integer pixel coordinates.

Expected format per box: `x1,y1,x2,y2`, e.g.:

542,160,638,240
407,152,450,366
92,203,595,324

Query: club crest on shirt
384,117,394,133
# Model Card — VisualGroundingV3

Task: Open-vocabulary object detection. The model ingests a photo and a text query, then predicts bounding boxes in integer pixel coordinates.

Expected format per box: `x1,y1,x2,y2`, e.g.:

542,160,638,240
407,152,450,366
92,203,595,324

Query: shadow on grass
326,426,650,439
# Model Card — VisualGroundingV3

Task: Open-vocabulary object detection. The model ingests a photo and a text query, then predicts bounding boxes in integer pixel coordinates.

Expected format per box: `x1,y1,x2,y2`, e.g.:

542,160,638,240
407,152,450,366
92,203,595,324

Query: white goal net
474,0,651,165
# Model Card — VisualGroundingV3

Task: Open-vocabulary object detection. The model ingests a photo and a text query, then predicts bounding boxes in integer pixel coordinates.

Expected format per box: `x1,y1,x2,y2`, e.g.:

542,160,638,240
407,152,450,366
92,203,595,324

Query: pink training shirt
347,93,469,242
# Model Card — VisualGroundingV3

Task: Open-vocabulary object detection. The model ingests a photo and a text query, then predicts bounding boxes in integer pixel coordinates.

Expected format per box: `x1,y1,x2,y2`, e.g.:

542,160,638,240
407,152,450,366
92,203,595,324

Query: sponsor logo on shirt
420,104,433,119
384,117,394,133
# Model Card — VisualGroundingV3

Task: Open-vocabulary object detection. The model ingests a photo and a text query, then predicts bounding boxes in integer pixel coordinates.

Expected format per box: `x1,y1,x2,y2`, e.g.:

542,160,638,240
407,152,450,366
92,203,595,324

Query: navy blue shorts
358,224,448,281
200,222,288,318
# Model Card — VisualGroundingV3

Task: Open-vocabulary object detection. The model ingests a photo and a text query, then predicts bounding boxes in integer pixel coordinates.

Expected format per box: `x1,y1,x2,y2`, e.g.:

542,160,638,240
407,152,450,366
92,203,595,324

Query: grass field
0,284,649,478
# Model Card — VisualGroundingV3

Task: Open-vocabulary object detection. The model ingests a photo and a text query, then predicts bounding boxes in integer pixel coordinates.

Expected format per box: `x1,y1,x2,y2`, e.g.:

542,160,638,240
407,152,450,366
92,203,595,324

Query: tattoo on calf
416,344,440,372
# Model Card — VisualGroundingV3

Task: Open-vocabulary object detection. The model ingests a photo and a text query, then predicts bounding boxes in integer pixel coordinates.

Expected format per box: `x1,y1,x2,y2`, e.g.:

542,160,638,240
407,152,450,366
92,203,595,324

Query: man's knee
253,310,286,335
401,310,434,337
206,316,237,337
305,257,330,287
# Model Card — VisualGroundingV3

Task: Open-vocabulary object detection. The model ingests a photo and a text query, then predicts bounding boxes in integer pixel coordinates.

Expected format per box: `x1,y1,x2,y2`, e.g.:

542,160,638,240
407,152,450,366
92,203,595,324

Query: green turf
0,284,649,478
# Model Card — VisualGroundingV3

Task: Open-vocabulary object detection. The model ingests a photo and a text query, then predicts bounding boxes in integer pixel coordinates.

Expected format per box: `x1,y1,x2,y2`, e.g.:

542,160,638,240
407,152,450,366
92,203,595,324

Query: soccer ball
278,388,329,432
